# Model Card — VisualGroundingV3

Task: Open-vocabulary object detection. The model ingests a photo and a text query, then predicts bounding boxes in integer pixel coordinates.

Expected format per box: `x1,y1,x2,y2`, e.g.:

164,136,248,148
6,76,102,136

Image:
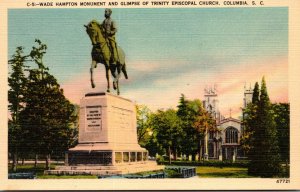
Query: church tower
243,83,253,108
203,85,221,123
241,83,254,137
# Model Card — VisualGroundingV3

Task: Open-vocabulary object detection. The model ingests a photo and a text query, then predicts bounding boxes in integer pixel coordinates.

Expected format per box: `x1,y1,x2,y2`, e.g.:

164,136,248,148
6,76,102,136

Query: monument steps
45,169,122,176
55,165,118,170
46,161,165,176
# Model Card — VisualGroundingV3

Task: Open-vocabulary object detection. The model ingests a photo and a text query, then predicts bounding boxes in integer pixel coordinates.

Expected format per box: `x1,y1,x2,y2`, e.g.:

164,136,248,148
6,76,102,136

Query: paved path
9,160,64,164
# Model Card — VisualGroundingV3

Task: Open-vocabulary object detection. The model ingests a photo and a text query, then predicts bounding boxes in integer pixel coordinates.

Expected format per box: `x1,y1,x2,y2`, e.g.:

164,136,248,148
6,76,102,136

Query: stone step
45,169,122,176
46,162,165,176
55,165,118,170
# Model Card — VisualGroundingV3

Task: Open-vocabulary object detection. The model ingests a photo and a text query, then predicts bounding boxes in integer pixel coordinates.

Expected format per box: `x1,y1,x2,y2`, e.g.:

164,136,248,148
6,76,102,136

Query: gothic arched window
225,127,238,143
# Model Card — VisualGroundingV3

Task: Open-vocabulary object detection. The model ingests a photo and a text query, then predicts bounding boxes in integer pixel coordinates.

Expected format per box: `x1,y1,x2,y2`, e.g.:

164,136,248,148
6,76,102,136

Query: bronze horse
84,20,128,95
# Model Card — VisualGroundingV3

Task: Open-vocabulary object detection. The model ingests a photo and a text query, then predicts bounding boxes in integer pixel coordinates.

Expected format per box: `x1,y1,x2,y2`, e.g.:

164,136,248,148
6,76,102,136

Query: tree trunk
22,157,25,165
173,147,177,161
186,154,189,161
205,126,208,160
168,146,171,165
46,154,51,170
198,139,202,161
12,153,17,172
192,154,196,161
200,147,204,162
34,154,38,168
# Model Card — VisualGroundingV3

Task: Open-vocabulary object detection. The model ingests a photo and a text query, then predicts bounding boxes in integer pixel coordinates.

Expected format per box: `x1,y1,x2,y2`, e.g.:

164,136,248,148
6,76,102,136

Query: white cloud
61,56,288,119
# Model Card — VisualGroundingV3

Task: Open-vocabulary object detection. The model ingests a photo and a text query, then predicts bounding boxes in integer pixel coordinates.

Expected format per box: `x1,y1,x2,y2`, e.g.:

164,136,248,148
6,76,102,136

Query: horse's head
84,20,104,45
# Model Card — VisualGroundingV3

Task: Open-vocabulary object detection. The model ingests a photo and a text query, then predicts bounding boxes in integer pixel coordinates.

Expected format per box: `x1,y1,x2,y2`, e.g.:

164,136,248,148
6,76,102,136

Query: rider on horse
102,8,118,65
84,9,128,95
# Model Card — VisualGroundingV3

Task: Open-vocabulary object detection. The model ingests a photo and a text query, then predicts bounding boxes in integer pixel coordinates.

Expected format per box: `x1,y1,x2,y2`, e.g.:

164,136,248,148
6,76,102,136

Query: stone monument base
45,161,164,176
45,143,164,175
45,92,164,176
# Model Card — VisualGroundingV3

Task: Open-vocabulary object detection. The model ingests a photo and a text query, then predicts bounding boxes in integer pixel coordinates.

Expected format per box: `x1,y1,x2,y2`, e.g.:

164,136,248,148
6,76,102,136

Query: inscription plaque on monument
112,106,132,131
85,105,102,132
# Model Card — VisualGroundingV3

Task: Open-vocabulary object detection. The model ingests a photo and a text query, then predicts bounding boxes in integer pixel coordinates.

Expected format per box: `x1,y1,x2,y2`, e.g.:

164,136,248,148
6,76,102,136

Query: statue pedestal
46,92,163,175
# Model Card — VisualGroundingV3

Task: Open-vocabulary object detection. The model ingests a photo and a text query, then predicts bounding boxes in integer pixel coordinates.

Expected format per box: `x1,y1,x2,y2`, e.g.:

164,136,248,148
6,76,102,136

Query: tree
272,103,290,164
248,77,281,177
20,39,77,170
149,109,181,164
144,123,165,157
193,108,217,161
136,105,152,146
176,94,199,160
8,46,29,171
240,82,259,155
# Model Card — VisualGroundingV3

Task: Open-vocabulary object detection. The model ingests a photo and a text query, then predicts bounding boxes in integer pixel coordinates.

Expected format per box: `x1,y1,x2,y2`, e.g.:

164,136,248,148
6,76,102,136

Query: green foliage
8,40,78,171
272,103,290,163
252,82,260,104
241,83,259,155
196,166,252,178
146,94,216,162
241,82,260,154
136,104,152,146
248,77,282,177
177,94,209,160
193,106,216,160
149,108,182,164
164,169,184,178
159,160,249,168
136,104,166,156
8,46,29,122
8,46,30,171
21,40,77,162
144,136,164,157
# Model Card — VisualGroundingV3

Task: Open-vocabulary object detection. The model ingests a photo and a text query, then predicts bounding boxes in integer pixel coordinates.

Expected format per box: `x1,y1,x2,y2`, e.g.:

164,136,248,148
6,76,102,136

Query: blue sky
8,8,288,117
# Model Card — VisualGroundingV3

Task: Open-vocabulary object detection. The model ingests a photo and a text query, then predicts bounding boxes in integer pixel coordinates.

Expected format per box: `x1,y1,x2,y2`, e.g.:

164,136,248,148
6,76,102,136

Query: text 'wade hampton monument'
46,9,163,175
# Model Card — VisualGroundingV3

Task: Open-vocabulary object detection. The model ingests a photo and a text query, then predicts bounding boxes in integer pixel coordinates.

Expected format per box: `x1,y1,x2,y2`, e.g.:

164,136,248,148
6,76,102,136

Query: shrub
159,160,249,168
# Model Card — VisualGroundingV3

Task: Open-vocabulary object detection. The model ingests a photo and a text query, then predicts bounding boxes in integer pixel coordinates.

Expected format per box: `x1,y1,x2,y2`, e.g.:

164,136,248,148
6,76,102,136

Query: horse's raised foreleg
90,60,97,88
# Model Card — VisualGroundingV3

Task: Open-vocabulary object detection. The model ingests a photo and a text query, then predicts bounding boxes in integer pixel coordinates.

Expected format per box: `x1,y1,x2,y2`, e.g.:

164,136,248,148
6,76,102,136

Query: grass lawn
196,166,256,178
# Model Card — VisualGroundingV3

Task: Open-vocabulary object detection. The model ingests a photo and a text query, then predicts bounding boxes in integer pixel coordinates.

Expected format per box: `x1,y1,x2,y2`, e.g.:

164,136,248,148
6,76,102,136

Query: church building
201,85,253,161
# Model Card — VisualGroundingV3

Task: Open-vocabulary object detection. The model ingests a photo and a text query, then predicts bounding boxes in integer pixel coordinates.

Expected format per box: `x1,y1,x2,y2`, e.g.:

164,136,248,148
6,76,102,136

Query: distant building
203,85,224,124
201,84,253,161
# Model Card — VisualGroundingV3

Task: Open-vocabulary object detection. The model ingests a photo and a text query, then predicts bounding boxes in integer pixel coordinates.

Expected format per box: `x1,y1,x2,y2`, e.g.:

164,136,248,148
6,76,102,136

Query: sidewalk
8,160,64,164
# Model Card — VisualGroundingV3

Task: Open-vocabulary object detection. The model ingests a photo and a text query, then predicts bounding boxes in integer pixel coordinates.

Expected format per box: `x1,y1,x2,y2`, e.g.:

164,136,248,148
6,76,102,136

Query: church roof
219,117,241,124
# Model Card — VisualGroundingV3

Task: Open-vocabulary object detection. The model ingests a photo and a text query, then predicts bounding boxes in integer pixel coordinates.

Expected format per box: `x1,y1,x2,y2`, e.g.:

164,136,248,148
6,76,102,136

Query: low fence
165,166,197,178
124,172,165,179
99,167,196,179
159,160,249,168
8,172,36,179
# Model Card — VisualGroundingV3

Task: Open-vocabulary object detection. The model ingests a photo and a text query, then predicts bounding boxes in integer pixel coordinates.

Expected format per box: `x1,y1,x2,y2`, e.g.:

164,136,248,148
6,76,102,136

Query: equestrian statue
84,9,128,95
